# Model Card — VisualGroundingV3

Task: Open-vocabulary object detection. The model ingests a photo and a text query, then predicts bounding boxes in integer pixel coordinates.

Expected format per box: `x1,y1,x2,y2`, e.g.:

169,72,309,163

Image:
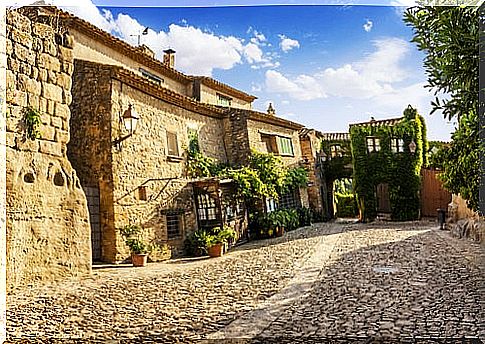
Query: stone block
18,74,42,95
38,68,48,82
55,103,70,119
19,63,32,78
39,124,56,141
43,39,58,57
6,114,21,133
39,140,62,156
42,83,63,103
61,61,74,75
32,37,43,52
31,67,39,80
37,53,61,72
7,56,20,73
14,43,36,65
40,113,50,125
15,136,39,152
47,100,55,115
63,90,72,105
9,27,33,49
58,46,73,62
55,129,70,144
33,23,54,40
51,116,62,129
57,73,72,91
6,132,16,148
7,89,27,107
6,39,13,56
47,70,57,84
7,11,31,33
27,94,40,109
62,118,69,131
6,69,16,89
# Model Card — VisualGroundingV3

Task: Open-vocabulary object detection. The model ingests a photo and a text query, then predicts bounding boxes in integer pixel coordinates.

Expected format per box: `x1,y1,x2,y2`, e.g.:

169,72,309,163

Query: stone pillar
5,9,91,290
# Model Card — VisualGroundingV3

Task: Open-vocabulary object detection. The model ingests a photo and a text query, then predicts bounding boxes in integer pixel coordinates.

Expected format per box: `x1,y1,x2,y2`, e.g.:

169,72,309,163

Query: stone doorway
83,186,102,261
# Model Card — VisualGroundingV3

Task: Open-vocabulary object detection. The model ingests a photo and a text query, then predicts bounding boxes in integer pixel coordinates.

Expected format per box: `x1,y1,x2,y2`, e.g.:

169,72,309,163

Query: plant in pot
269,210,286,237
206,226,236,257
120,224,150,267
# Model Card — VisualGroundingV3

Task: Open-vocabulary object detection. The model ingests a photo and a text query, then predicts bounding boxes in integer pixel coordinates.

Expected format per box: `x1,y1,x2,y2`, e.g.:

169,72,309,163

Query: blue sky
28,0,455,140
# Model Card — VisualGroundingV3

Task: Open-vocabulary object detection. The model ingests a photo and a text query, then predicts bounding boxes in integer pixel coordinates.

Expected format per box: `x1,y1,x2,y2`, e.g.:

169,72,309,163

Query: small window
197,194,218,221
261,134,278,154
138,186,147,201
279,188,301,209
391,138,405,153
166,211,183,240
366,137,380,153
139,68,164,85
167,131,179,156
330,144,342,158
217,93,232,107
277,136,294,156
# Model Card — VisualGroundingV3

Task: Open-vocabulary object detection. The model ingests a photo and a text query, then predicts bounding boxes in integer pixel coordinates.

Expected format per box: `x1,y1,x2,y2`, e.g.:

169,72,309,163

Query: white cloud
243,43,263,64
265,37,412,101
265,70,325,101
278,34,300,53
363,20,373,32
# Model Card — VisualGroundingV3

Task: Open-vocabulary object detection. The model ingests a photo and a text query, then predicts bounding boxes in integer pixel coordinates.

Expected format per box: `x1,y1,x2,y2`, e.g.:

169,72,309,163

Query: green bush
335,193,358,218
297,207,312,226
120,224,150,254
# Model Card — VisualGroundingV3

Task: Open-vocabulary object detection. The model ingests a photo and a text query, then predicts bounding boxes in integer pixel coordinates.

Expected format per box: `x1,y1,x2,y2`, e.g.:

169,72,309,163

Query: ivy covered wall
350,106,427,222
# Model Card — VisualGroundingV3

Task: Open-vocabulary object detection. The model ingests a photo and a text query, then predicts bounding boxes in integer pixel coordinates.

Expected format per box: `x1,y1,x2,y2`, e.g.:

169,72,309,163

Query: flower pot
208,243,224,257
275,227,285,237
132,253,148,267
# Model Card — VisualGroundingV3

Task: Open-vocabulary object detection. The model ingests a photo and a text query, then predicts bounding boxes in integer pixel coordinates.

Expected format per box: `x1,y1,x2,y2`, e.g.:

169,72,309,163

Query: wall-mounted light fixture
113,104,140,150
409,140,417,154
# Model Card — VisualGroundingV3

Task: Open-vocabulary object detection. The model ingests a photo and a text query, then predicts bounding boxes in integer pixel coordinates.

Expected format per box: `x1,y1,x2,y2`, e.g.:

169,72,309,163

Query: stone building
5,9,91,290
14,6,309,263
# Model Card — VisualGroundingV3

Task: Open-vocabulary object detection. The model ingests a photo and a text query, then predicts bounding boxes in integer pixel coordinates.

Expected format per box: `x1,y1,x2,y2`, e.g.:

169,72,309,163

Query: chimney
137,44,155,59
163,49,176,69
267,102,275,115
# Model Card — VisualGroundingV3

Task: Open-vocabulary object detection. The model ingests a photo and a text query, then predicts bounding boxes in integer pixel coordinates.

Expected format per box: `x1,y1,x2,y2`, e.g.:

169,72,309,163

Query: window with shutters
167,131,179,156
261,134,278,154
277,136,294,156
217,93,232,107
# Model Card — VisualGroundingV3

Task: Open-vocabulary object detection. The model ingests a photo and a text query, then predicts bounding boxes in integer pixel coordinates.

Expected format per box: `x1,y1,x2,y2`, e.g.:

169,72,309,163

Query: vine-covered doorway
376,183,391,213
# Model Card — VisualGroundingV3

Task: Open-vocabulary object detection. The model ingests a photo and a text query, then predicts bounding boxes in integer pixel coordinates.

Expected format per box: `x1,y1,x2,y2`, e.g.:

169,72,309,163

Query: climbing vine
320,139,353,181
186,133,308,203
23,106,41,140
350,105,426,222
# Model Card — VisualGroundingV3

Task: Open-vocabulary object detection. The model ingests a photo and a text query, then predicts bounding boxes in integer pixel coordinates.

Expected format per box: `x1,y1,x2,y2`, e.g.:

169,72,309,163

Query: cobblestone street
6,221,485,342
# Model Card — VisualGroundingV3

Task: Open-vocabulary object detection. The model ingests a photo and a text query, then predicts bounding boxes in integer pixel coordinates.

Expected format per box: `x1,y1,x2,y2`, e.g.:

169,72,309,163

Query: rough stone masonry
5,9,91,291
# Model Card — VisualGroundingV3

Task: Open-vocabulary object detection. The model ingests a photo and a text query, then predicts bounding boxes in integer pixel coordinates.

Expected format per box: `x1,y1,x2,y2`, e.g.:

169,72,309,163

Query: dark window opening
167,131,179,156
165,211,183,240
261,134,278,154
279,188,301,209
138,186,147,201
139,68,164,85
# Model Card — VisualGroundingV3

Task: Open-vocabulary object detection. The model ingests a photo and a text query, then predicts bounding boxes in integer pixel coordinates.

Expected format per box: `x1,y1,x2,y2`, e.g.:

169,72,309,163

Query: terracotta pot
132,253,148,267
208,243,224,257
275,227,285,237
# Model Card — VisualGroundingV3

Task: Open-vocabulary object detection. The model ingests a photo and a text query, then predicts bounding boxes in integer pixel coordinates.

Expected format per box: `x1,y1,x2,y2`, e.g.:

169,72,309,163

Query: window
138,186,147,201
217,93,232,107
330,144,342,158
197,194,218,221
279,188,301,209
165,211,184,240
391,138,405,153
277,136,294,156
366,137,380,153
139,68,164,85
166,131,179,156
261,134,278,154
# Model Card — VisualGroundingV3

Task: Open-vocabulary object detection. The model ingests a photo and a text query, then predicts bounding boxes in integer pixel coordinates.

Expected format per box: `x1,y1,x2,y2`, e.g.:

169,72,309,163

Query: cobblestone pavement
6,221,485,343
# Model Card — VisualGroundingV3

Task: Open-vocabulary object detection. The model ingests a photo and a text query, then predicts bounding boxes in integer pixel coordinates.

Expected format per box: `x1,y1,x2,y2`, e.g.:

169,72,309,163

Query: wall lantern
122,104,140,135
409,140,417,154
319,151,327,163
113,104,141,150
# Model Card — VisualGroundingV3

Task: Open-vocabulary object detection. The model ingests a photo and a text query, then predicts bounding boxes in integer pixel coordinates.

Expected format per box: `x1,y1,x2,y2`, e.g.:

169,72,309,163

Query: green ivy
350,105,425,222
23,106,41,140
320,139,353,181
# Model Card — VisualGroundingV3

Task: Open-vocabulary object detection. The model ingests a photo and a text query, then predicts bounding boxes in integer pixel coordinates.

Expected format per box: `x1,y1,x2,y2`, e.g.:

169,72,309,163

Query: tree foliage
404,6,481,213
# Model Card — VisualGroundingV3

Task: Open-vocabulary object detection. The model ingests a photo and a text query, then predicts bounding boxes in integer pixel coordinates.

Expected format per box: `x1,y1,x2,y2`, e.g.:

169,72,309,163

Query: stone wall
222,110,251,166
199,83,251,110
300,133,324,212
5,9,91,290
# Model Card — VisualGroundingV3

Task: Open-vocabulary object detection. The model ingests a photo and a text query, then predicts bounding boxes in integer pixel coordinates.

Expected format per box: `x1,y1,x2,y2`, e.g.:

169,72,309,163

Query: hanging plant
23,106,42,140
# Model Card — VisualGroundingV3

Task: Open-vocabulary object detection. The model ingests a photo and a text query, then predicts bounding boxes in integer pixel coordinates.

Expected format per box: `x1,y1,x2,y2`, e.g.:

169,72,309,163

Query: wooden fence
420,168,452,217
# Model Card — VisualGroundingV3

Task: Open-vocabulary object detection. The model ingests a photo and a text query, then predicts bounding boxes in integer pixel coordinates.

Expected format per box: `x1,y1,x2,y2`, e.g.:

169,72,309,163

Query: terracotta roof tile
190,76,257,102
321,132,350,141
350,117,403,127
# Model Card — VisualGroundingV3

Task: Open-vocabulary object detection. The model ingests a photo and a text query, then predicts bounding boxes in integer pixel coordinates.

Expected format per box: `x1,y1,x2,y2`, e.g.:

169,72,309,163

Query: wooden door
376,183,391,213
421,169,452,217
83,186,102,261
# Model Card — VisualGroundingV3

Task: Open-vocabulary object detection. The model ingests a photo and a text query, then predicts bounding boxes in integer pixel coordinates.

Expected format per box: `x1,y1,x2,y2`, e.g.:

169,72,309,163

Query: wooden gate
420,169,452,217
376,183,391,213
83,186,102,261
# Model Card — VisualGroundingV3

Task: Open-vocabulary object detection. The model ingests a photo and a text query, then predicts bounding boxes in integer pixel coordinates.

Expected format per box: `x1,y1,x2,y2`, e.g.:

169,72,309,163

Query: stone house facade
22,6,309,263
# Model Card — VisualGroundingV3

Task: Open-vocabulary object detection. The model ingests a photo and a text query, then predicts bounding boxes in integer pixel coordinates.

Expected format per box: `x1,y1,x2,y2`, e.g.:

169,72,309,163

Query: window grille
164,210,184,240
391,138,405,153
197,193,218,221
366,137,380,153
279,188,301,209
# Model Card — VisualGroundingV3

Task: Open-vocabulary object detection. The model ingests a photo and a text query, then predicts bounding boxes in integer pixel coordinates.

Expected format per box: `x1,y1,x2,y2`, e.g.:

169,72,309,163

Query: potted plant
120,224,150,267
207,226,236,257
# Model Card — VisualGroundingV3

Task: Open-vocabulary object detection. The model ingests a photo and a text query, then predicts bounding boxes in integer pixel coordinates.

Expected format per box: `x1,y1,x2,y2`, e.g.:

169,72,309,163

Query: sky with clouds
11,0,456,140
